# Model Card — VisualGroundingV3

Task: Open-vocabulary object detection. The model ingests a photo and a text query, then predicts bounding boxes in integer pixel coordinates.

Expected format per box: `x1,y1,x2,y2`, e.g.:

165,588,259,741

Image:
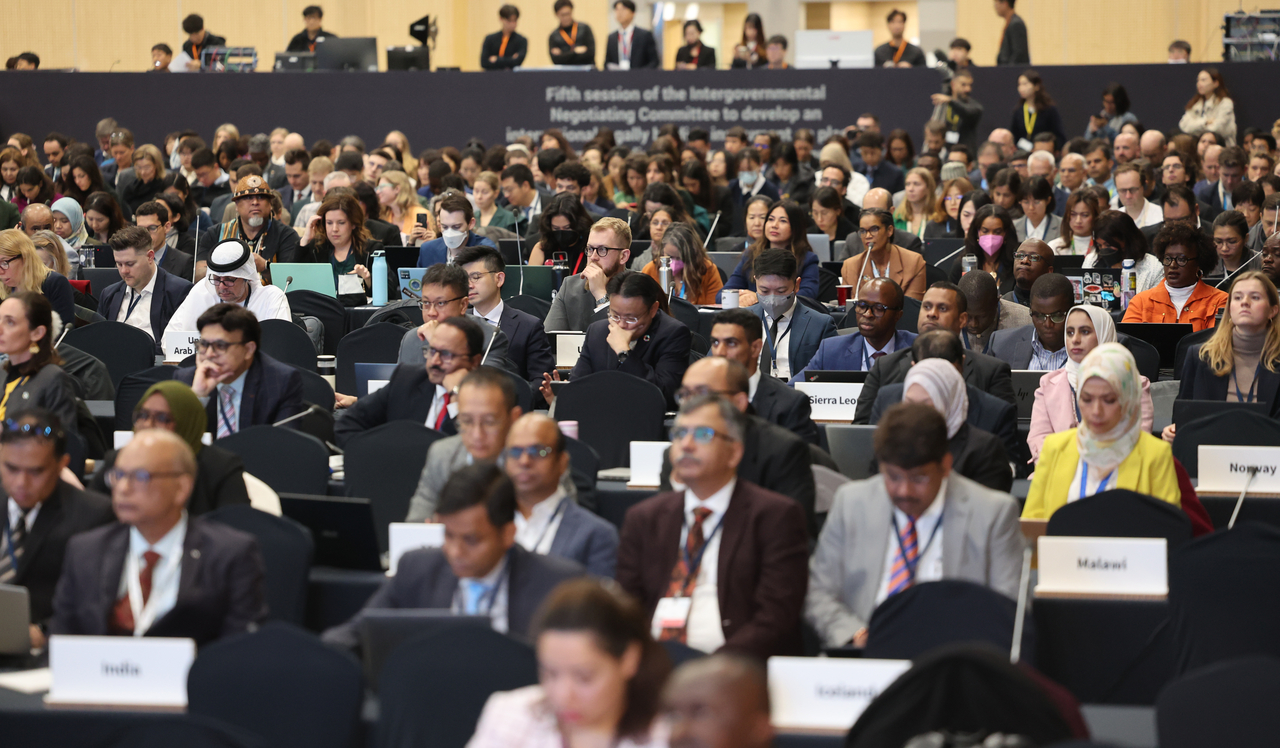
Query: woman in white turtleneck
1049,191,1098,256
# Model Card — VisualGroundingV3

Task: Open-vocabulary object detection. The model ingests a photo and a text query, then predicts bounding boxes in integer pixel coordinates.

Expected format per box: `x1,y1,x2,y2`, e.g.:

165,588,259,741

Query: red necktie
110,550,161,634
434,392,452,431
887,519,919,597
659,507,712,643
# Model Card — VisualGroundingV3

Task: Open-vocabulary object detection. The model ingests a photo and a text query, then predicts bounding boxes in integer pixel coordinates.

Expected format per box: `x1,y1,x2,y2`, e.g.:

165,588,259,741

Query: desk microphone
273,403,322,427
1010,545,1032,664
284,275,294,292
1229,466,1258,530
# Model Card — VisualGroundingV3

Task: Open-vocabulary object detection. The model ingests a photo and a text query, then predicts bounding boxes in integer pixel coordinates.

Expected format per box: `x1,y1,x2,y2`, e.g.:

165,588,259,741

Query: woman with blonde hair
0,230,75,326
29,231,72,278
384,130,417,176
892,167,936,239
212,123,240,150
121,143,167,213
925,177,974,238
375,170,428,241
641,223,723,304
473,171,519,231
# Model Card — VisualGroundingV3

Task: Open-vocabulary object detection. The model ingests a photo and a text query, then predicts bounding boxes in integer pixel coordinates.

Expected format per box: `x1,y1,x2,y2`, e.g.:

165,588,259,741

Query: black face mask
552,229,579,248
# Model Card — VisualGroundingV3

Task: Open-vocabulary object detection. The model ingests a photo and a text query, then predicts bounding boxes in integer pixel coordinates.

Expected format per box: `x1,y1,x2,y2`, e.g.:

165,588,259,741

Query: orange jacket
641,259,724,305
1121,281,1227,332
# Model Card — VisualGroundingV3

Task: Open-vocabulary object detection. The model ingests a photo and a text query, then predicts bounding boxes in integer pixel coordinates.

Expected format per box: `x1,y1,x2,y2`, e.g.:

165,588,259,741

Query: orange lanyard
560,23,578,47
499,33,510,57
891,41,906,64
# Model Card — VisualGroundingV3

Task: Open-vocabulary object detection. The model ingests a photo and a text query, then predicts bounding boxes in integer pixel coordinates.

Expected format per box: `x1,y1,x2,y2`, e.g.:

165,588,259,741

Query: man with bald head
19,203,53,236
1141,130,1167,162
51,430,267,645
1113,132,1139,164
958,269,1030,353
1005,238,1055,306
663,654,773,748
504,413,618,577
988,128,1015,161
860,189,924,254
790,278,916,377
1195,144,1223,204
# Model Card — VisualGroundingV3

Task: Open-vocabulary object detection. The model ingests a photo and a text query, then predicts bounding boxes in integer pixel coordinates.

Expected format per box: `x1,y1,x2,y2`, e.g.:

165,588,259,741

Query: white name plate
795,382,863,421
628,441,671,488
161,330,201,363
368,379,390,395
769,656,911,730
387,522,445,575
553,333,586,368
114,431,212,450
1035,536,1168,597
46,635,195,707
1197,445,1280,492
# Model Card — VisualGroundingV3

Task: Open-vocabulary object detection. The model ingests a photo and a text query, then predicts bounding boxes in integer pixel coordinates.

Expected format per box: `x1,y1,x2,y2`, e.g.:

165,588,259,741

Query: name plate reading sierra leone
46,635,196,707
769,656,911,730
162,331,201,363
1196,445,1280,492
794,382,863,421
1035,536,1168,597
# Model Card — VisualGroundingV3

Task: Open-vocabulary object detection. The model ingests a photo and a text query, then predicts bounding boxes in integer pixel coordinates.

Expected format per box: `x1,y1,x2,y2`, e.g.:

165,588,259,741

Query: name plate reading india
46,635,196,708
1197,445,1280,493
794,382,863,421
768,656,910,731
1035,536,1167,597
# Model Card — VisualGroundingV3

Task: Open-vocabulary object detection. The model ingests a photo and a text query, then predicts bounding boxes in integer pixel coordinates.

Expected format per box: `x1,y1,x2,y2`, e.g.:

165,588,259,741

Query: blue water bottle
371,251,388,307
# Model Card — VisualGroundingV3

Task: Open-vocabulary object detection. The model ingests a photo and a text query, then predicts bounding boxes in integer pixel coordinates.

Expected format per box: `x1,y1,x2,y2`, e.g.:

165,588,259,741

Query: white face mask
739,170,758,187
442,228,466,249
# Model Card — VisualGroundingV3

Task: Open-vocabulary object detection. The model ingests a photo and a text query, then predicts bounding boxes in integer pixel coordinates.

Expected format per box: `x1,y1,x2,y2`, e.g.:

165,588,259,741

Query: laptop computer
497,239,526,266
1062,268,1122,310
924,238,965,268
1010,370,1045,420
279,493,383,571
1172,399,1268,427
360,610,490,688
0,584,31,655
1117,323,1194,369
1052,254,1086,271
803,370,869,383
355,362,399,397
271,263,337,297
500,265,556,301
807,234,831,263
382,246,419,275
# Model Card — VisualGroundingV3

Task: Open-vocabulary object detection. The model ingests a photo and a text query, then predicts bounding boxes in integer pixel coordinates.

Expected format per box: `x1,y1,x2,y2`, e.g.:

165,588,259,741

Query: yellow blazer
1022,429,1180,519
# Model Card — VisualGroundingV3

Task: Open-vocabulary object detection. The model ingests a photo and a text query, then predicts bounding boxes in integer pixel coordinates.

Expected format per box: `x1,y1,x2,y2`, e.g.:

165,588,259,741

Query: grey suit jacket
396,320,512,370
406,435,579,522
805,472,1024,647
969,301,1032,354
986,323,1054,370
543,273,601,333
1014,213,1062,243
549,500,620,578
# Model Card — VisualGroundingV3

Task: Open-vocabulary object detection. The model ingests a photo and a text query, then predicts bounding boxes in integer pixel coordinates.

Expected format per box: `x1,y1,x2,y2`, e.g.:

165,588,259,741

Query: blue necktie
466,580,491,614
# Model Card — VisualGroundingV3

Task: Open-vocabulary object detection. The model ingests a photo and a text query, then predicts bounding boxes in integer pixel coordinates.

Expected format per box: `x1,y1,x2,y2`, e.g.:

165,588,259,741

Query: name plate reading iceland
162,331,201,363
1035,536,1168,597
794,382,863,421
552,333,586,368
46,635,196,708
1197,445,1280,493
769,656,911,731
387,522,446,575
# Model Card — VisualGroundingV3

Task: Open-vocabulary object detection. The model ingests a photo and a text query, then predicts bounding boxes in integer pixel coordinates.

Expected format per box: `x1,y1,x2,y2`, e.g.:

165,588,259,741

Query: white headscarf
206,240,259,281
902,358,969,439
1064,304,1117,391
1075,343,1143,475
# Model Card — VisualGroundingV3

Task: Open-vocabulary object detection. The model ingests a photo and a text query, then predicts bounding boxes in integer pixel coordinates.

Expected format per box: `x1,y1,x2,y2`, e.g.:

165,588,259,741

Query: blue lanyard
677,511,727,596
891,510,944,581
1078,463,1116,500
530,497,568,552
1232,363,1262,404
123,290,143,322
455,549,513,615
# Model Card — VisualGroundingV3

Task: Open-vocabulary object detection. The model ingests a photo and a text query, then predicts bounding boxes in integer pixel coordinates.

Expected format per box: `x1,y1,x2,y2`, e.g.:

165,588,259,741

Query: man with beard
163,240,292,336
195,175,302,281
1002,238,1055,307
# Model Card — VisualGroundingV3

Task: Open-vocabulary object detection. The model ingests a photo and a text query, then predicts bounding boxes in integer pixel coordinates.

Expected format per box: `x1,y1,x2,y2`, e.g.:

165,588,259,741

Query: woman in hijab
1023,343,1179,519
89,381,250,515
896,358,1013,491
1027,305,1155,462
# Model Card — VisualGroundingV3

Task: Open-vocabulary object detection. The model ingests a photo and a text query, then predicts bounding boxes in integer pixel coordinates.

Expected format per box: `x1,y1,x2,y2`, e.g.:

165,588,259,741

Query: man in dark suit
605,0,659,69
481,4,529,70
542,271,692,409
855,132,904,194
51,430,267,646
277,148,312,214
417,194,499,267
323,463,585,651
617,393,810,658
101,226,194,349
1,409,115,648
457,246,555,386
790,278,916,379
854,283,1015,423
336,316,487,446
744,249,837,380
134,200,196,281
545,217,633,333
995,0,1030,65
1196,146,1246,217
1142,185,1217,247
726,149,781,236
710,309,818,444
174,304,305,436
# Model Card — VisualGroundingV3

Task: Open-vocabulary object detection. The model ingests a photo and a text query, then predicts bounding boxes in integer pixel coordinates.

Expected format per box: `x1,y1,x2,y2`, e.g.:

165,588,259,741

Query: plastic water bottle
962,254,977,275
1120,259,1136,309
370,251,387,307
658,255,672,295
79,247,95,270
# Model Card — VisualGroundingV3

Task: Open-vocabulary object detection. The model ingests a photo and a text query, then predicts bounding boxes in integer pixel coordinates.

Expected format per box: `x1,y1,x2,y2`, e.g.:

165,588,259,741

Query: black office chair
81,267,122,296
217,426,330,496
564,436,600,513
1117,333,1160,383
203,505,314,625
113,366,176,430
498,368,534,414
554,371,667,469
287,289,347,355
795,295,828,316
714,237,748,253
294,367,335,412
101,717,266,748
924,262,948,288
335,323,406,395
1047,489,1193,552
260,319,319,372
817,266,839,302
188,622,363,748
661,640,707,668
344,420,444,552
1172,327,1215,379
62,322,156,391
668,296,702,332
689,331,710,355
864,580,1034,666
377,626,538,748
506,294,551,321
1172,410,1280,476
897,296,922,333
364,300,422,328
1156,656,1280,748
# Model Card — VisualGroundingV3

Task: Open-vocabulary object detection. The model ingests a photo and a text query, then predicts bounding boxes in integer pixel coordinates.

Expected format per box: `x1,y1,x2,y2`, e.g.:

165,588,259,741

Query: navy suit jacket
98,266,194,349
175,352,305,433
605,27,660,68
569,310,692,409
497,303,555,384
549,499,620,578
752,373,819,444
746,301,838,379
726,181,781,235
416,233,498,267
789,330,917,381
871,382,1027,466
334,363,454,446
860,161,905,193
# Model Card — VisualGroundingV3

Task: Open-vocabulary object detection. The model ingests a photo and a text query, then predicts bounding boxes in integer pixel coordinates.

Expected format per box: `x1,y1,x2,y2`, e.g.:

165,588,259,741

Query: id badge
655,596,692,630
945,130,960,144
1017,137,1034,152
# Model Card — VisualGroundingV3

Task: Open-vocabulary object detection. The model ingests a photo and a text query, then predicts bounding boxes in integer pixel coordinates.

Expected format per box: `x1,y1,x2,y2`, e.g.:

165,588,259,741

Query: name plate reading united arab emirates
388,522,446,575
1035,536,1168,597
768,656,911,731
46,635,196,708
794,382,863,421
1196,445,1280,492
552,333,586,368
162,331,201,363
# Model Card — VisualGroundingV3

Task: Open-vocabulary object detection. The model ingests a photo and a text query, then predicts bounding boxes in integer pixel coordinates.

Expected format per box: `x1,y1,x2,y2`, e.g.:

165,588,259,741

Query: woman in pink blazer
1028,305,1154,462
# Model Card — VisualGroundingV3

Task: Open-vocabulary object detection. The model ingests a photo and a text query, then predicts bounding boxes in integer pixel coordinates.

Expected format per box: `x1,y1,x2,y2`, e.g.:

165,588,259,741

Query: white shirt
1166,280,1197,316
766,299,797,380
118,512,188,635
425,383,459,429
874,482,947,605
7,497,40,534
163,281,292,337
117,270,159,339
473,300,504,327
514,487,568,555
1024,215,1052,241
1110,196,1163,229
747,369,761,400
739,177,766,198
452,553,510,634
652,479,735,652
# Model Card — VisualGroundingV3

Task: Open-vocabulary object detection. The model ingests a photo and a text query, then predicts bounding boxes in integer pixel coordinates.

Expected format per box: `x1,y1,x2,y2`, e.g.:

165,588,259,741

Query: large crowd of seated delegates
6,6,1280,741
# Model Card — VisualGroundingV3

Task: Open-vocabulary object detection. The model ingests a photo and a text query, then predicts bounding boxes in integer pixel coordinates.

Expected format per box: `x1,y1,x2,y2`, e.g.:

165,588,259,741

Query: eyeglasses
1013,252,1047,263
505,445,555,460
456,415,503,431
466,271,497,282
208,275,241,288
650,220,672,230
143,224,164,233
106,468,185,488
608,311,644,325
858,226,883,236
675,386,736,404
670,425,729,444
0,258,15,270
1160,255,1196,267
1030,311,1069,324
422,345,467,364
133,409,176,427
196,339,245,354
586,245,626,257
419,296,466,311
944,195,964,203
853,300,901,316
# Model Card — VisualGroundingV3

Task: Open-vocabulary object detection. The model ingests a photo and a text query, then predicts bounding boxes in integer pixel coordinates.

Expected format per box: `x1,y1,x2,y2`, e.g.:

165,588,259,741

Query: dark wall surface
0,62,1273,153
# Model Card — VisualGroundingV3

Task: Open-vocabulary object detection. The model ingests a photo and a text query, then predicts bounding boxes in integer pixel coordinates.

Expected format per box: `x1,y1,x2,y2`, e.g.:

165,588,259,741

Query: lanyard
499,33,510,57
1077,463,1116,501
1069,384,1082,423
123,290,143,323
891,40,907,64
530,497,569,553
1023,104,1037,138
560,23,578,47
126,543,181,636
763,314,792,368
0,375,31,416
1232,362,1262,403
891,510,944,581
677,511,727,597
620,29,631,58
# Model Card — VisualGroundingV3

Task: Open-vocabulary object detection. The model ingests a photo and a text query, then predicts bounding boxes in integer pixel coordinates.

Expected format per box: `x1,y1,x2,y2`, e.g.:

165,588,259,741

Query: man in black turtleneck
1003,239,1055,307
287,6,338,53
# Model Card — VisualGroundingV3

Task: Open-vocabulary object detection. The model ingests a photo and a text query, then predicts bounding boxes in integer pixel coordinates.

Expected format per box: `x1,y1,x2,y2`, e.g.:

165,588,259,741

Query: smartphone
417,215,430,229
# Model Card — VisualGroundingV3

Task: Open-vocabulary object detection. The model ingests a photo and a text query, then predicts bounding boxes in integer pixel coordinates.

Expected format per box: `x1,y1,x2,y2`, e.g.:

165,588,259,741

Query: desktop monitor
315,37,378,72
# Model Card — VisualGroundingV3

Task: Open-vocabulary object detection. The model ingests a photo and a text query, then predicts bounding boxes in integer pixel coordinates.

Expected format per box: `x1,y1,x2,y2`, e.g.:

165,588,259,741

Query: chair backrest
1117,333,1160,384
563,435,600,509
335,323,408,395
864,580,1034,664
188,621,364,748
554,371,667,469
1172,410,1280,476
813,464,852,515
1173,328,1215,379
203,505,314,625
376,626,538,748
817,266,839,302
259,319,319,372
796,295,827,315
506,294,551,321
82,267,122,295
343,420,444,552
287,289,348,355
217,426,330,496
294,366,335,411
825,425,878,480
498,368,534,414
364,300,422,328
113,366,176,430
1156,656,1280,748
924,262,948,289
897,296,922,333
1046,489,1193,553
667,297,702,333
62,321,156,390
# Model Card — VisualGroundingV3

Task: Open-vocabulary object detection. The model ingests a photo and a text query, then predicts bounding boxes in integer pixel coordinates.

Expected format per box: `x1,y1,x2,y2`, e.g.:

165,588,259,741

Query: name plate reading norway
1197,445,1280,492
553,333,586,368
768,656,911,730
1035,536,1168,596
388,522,446,575
46,635,196,707
795,382,863,421
162,331,201,363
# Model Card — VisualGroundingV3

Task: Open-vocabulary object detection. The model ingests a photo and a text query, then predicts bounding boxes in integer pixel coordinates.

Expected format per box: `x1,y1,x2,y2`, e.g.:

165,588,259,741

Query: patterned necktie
434,392,452,431
0,508,32,584
870,351,886,366
886,517,919,598
659,507,713,643
217,386,237,439
465,580,491,615
110,550,161,634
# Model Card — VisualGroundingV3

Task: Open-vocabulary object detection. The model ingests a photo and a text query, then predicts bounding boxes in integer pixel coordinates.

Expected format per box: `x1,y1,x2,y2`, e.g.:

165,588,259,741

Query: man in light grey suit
806,403,1023,648
985,273,1072,371
506,413,618,577
543,217,633,333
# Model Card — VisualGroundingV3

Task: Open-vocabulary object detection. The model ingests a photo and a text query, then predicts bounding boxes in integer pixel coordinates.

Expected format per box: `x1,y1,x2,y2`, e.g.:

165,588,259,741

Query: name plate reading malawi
1035,536,1168,597
46,635,195,707
768,656,911,730
1197,445,1280,493
794,382,863,421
